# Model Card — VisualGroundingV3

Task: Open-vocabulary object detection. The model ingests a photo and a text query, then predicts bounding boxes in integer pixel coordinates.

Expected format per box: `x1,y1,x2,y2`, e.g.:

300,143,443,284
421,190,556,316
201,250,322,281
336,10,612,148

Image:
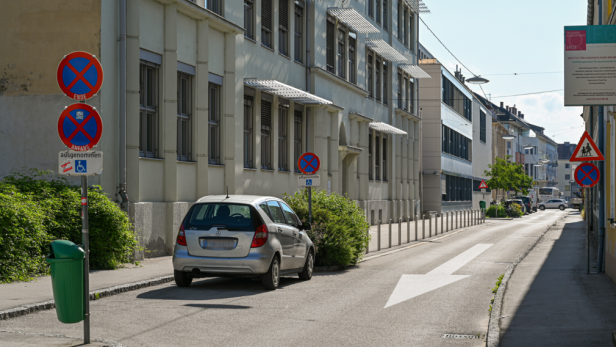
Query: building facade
0,0,430,256
557,142,579,201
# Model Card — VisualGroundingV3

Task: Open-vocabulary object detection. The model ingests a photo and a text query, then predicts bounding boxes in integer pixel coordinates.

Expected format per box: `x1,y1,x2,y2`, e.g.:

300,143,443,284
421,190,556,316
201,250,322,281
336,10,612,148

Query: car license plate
200,238,237,250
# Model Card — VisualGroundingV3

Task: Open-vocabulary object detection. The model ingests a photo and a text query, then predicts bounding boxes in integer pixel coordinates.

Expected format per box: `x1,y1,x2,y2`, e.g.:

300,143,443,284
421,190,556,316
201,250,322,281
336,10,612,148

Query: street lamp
523,144,534,150
466,75,490,84
502,133,515,140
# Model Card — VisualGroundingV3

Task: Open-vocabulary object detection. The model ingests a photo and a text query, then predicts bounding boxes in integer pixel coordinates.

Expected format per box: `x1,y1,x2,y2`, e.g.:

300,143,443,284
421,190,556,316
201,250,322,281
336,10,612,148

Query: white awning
244,80,332,105
327,8,380,33
365,39,407,62
369,122,407,135
398,64,431,79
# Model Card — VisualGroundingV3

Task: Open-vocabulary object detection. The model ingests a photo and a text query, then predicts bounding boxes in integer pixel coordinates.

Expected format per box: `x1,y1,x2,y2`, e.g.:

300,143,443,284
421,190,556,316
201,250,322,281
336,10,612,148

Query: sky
418,0,588,144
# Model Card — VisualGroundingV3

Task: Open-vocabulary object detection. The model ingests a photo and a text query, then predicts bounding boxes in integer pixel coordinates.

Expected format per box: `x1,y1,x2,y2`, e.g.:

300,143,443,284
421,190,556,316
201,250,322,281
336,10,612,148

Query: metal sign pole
308,187,312,223
81,176,90,344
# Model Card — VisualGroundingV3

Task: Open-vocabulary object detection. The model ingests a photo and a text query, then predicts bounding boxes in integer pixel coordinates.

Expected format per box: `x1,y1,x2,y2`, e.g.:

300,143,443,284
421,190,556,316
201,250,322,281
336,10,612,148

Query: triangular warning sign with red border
570,131,604,162
478,180,488,189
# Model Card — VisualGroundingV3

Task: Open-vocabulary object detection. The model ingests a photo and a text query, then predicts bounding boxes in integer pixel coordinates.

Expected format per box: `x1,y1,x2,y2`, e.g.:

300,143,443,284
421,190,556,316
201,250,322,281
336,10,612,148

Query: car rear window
183,203,261,230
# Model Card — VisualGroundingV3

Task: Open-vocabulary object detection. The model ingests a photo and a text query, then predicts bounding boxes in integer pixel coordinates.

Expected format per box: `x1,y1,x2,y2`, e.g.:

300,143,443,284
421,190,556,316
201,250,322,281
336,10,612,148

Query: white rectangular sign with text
59,151,103,176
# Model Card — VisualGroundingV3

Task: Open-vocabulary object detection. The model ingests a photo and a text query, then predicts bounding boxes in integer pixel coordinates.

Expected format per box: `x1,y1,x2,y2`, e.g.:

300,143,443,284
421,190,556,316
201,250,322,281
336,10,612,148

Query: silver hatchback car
172,195,314,290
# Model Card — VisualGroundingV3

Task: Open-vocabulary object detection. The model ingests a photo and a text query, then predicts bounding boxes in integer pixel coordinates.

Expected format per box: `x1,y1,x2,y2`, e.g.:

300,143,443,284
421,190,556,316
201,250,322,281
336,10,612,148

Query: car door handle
277,228,283,233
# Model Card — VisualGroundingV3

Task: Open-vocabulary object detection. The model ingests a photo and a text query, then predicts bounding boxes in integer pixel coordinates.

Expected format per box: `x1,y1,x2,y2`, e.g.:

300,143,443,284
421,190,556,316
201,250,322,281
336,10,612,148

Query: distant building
557,142,579,200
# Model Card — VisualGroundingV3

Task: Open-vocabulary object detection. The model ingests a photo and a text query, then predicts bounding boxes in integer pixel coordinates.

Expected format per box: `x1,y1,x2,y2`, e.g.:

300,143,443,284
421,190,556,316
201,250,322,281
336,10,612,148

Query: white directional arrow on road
385,244,493,308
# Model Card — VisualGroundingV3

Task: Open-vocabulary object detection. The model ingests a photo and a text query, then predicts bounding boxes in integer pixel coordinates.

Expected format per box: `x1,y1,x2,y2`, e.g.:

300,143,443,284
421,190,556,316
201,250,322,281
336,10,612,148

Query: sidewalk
0,256,173,313
499,214,616,346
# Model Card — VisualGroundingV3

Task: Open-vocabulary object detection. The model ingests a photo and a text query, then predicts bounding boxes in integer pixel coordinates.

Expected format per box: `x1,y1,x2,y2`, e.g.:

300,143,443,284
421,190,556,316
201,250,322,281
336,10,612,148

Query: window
375,133,380,180
565,174,571,180
403,76,408,110
177,72,192,161
337,29,346,79
382,135,387,180
261,0,272,48
566,185,571,191
261,99,272,169
326,19,335,73
397,72,402,108
383,61,388,106
442,75,471,121
403,7,408,46
442,175,473,202
442,125,447,153
294,110,302,172
367,53,373,97
294,4,303,62
208,84,221,164
348,32,356,83
376,0,381,24
376,58,381,101
244,97,254,168
408,79,414,111
408,12,414,51
206,0,222,15
369,133,373,179
565,163,570,169
139,62,158,158
278,106,288,171
280,202,301,226
279,0,289,56
383,0,388,30
480,110,486,143
441,124,472,162
244,0,254,39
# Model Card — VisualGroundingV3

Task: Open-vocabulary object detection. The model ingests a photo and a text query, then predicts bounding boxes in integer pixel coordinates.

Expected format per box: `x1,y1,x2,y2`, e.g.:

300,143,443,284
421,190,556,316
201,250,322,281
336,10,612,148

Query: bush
510,203,523,218
0,169,138,283
283,189,370,267
486,205,507,218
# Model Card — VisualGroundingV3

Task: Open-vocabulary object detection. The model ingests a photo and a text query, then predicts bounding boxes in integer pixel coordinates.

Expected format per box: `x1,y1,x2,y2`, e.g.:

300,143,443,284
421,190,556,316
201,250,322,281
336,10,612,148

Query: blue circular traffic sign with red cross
57,104,103,151
57,52,104,100
298,152,320,175
575,162,600,188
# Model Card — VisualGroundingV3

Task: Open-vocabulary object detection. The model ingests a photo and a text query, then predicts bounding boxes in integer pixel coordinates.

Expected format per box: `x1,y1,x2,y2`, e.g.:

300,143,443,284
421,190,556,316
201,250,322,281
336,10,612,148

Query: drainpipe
118,0,129,212
598,105,606,272
305,0,311,152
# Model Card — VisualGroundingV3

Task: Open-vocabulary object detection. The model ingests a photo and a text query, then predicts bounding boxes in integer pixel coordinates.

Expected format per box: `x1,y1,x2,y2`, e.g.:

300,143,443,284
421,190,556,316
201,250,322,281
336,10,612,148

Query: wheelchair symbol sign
75,160,87,173
306,179,312,186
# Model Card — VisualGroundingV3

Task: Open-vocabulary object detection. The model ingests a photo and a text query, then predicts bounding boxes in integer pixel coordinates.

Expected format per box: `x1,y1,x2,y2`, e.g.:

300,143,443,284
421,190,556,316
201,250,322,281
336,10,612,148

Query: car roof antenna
226,186,229,199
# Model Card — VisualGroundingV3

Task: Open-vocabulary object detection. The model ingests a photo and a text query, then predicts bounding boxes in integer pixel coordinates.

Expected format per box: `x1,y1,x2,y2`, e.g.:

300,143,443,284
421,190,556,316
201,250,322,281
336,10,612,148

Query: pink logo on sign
566,30,586,51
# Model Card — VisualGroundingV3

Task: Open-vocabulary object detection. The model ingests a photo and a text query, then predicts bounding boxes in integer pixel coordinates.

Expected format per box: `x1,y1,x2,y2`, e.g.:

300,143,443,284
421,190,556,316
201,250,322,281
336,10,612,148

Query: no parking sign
575,163,600,188
57,51,104,100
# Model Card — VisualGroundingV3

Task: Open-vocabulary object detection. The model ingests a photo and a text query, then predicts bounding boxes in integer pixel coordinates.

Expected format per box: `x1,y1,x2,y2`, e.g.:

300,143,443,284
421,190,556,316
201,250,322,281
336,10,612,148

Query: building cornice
311,67,369,97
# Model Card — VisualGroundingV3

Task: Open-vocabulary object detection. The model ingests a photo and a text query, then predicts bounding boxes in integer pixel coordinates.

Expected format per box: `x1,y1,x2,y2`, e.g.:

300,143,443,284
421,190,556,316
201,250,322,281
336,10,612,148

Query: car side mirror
300,221,311,231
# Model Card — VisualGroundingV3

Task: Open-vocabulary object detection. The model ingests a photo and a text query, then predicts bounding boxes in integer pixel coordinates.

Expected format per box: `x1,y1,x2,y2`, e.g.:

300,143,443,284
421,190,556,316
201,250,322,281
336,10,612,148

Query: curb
485,216,567,347
0,275,173,321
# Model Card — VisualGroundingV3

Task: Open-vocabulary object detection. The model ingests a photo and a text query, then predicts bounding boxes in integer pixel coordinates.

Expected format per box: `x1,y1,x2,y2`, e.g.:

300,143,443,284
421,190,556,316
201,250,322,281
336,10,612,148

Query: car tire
540,206,545,211
174,270,193,287
559,205,565,210
298,250,314,281
262,256,280,290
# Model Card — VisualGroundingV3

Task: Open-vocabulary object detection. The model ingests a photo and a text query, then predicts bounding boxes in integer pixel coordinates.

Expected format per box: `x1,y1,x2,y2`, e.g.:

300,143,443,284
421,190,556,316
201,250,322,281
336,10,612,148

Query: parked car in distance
172,195,315,290
513,196,533,214
505,199,526,216
538,199,568,211
569,197,583,210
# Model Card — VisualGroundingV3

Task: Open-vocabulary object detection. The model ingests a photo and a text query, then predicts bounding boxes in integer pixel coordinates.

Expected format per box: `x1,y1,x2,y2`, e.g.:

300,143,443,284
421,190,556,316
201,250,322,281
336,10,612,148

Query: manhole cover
441,333,479,339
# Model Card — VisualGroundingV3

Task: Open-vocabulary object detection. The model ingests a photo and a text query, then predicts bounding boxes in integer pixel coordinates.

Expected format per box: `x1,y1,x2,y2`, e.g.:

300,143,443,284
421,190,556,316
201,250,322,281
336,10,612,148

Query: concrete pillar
330,111,340,194
223,32,237,193
126,0,141,202
163,4,178,202
196,19,210,197
358,121,369,201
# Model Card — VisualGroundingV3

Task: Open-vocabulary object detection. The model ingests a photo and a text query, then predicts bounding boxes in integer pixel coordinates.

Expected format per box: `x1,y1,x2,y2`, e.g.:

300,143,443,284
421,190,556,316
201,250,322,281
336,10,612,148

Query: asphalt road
0,209,568,347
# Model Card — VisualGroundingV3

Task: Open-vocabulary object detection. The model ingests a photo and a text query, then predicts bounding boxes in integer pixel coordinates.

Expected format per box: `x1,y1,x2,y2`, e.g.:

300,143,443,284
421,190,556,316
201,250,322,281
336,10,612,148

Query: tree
484,155,533,202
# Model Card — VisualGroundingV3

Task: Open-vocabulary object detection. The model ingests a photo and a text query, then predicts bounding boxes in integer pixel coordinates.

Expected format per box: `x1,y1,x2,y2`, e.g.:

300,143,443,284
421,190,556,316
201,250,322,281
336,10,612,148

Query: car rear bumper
172,247,273,275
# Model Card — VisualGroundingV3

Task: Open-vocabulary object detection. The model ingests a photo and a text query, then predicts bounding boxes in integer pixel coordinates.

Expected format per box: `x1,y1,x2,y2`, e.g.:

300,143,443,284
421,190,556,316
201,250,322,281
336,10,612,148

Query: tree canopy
484,156,533,197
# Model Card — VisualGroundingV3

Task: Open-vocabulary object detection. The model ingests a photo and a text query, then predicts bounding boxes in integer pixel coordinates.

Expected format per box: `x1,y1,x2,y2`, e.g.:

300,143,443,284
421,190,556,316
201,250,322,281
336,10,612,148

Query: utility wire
483,71,563,76
492,89,564,98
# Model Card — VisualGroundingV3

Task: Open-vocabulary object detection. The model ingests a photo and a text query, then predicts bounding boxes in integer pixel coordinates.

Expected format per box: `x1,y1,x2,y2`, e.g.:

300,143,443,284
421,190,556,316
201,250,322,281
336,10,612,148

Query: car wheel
298,250,314,281
174,270,193,287
559,205,565,210
262,256,280,290
540,206,545,211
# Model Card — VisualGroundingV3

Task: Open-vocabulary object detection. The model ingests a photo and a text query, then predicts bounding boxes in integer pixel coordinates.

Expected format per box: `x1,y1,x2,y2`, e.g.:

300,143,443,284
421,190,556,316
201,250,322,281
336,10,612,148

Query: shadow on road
184,303,251,309
499,214,616,346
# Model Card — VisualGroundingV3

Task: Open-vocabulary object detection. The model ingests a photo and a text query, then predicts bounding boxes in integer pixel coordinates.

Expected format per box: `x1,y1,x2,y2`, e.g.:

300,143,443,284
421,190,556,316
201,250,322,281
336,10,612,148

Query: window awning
244,80,333,105
365,39,407,62
327,8,380,33
398,64,431,79
369,122,407,135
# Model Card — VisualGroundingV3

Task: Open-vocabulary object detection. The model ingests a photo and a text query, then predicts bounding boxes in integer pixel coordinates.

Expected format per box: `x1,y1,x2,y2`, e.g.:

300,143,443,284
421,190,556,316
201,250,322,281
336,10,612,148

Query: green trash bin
479,201,486,210
46,240,85,324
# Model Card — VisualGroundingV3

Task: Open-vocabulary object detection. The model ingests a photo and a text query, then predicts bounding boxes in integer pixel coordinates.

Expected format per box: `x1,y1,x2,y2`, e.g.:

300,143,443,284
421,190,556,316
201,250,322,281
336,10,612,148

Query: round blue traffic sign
297,152,320,175
575,162,600,188
57,104,103,151
57,52,104,100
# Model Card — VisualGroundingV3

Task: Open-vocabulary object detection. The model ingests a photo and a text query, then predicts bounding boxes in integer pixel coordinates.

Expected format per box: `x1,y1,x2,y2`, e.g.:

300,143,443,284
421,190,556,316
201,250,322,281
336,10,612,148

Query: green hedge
283,189,370,267
0,170,138,283
486,205,507,218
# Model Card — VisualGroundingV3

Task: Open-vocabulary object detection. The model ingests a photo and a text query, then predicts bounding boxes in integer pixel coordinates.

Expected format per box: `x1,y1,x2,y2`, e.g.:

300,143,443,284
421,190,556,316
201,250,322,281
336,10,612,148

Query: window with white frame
209,83,221,164
294,109,302,172
139,62,158,158
244,97,254,168
244,0,254,39
294,3,303,63
177,72,192,161
261,0,273,48
279,0,289,56
206,0,222,15
337,28,346,79
278,106,289,171
261,99,272,169
349,32,356,84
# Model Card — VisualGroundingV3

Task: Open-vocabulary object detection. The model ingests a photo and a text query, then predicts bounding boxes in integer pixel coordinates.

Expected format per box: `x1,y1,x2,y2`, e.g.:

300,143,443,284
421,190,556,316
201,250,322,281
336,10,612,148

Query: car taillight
176,224,187,246
251,224,268,248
